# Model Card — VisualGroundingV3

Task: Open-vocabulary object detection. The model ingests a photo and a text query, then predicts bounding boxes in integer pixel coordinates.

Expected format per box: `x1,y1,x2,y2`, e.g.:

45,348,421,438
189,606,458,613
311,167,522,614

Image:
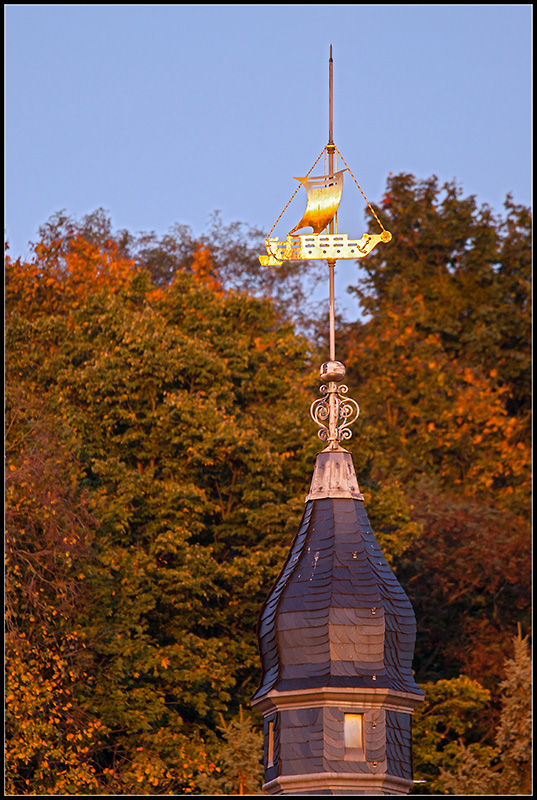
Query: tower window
344,713,364,759
267,720,274,767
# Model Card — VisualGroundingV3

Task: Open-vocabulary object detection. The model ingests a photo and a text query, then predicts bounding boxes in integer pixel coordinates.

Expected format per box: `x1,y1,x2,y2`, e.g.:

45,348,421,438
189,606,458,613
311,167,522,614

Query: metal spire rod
327,45,336,362
310,46,360,453
328,261,336,361
328,44,334,147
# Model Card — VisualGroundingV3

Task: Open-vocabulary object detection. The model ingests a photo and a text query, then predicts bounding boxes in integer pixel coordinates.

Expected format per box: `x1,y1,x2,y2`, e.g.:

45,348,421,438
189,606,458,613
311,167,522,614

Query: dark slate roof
253,489,423,701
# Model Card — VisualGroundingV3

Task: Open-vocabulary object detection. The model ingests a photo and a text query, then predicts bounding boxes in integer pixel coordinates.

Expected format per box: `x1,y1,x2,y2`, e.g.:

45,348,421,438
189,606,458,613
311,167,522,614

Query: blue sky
5,4,532,317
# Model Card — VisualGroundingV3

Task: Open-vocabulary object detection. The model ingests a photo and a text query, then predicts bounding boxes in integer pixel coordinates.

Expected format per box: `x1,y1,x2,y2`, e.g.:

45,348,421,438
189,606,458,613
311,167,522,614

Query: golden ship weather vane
260,46,392,451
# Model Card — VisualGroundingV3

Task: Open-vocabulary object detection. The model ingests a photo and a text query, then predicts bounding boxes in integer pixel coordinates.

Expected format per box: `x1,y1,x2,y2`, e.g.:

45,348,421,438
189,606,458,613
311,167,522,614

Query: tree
407,490,530,686
5,388,104,794
5,226,318,793
493,628,532,792
341,176,531,690
197,706,264,795
5,176,531,792
411,674,494,794
436,630,532,795
345,298,530,512
30,207,327,331
349,175,531,428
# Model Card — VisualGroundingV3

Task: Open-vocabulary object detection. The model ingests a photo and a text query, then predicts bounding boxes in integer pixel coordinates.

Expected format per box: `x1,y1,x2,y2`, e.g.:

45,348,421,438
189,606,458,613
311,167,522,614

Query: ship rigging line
335,146,387,234
266,147,326,241
265,144,387,252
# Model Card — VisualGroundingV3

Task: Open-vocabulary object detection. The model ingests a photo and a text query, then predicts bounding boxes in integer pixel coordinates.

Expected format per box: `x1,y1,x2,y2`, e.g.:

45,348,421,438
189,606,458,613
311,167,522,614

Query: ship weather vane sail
288,170,345,235
260,46,392,450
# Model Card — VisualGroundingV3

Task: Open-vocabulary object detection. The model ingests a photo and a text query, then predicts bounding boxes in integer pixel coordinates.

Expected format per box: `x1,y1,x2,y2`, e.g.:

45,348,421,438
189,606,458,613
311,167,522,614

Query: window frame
343,712,365,761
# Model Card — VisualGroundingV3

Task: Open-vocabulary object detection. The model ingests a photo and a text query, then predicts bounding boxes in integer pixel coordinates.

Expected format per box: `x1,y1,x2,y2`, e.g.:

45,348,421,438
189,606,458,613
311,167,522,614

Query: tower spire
252,49,423,796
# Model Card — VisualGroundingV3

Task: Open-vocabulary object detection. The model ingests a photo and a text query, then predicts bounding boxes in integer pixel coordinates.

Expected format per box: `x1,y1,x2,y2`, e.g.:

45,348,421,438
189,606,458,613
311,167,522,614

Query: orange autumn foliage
189,245,223,294
147,244,223,304
6,235,136,320
346,300,530,515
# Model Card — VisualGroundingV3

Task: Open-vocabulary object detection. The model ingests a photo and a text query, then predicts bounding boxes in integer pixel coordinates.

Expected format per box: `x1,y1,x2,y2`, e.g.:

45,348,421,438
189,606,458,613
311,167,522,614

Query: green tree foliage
411,632,532,795
435,631,532,795
411,675,494,794
345,176,531,514
198,706,264,795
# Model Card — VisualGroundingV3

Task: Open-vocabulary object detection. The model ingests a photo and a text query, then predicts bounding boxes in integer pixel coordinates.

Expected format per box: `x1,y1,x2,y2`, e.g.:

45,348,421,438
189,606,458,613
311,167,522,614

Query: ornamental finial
310,360,360,451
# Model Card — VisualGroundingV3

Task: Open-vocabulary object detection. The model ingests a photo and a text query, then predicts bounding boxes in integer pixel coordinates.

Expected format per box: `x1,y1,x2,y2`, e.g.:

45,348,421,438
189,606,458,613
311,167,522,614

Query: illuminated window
267,720,274,767
344,713,364,759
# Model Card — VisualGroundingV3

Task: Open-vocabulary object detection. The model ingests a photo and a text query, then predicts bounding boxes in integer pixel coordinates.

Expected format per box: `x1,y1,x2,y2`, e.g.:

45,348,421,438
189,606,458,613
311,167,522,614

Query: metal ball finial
320,360,346,383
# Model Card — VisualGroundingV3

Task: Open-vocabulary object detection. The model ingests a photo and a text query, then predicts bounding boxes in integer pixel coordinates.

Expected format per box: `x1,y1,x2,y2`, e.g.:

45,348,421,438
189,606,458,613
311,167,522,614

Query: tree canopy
343,174,531,689
5,175,531,794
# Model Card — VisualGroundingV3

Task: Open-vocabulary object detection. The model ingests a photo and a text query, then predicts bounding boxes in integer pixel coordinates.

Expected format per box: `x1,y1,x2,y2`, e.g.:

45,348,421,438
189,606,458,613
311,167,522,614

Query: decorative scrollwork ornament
310,377,360,447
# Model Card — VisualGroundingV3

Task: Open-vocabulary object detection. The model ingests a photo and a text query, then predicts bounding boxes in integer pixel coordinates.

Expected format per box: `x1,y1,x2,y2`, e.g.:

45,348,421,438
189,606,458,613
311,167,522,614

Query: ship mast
327,44,336,362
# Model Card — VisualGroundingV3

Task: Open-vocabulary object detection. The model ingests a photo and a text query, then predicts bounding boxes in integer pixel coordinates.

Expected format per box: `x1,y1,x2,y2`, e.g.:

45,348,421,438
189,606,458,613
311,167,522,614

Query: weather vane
260,46,392,451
